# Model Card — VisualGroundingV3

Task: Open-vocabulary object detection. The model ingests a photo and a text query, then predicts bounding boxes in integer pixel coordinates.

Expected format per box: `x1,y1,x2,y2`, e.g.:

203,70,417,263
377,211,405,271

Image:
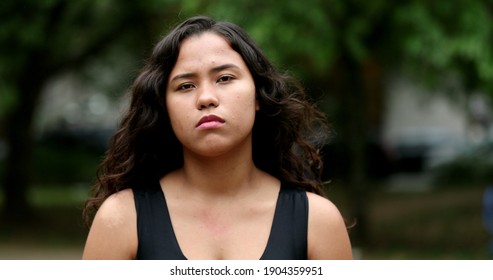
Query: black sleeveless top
133,182,308,260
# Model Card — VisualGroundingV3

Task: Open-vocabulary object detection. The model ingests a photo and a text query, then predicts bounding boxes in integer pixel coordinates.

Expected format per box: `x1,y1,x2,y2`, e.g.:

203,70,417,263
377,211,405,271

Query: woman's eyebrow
210,64,240,73
170,64,240,83
170,72,197,83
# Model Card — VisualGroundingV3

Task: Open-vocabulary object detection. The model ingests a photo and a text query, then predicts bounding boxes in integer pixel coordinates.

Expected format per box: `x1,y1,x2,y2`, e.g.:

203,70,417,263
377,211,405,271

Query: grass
0,182,491,259
342,186,491,259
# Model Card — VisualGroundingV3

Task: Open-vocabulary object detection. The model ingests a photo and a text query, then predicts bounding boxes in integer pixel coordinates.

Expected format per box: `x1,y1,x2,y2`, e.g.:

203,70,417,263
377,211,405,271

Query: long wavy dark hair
83,16,330,226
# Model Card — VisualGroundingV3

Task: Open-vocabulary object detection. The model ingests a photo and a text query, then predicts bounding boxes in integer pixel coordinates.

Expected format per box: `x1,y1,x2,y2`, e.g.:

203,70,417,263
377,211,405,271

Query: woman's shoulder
305,192,347,232
96,188,135,226
306,192,353,259
82,188,137,259
306,192,341,218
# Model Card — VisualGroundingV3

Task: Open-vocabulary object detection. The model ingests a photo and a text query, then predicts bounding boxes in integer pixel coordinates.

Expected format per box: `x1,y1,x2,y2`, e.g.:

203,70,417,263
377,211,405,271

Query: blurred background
1,0,493,259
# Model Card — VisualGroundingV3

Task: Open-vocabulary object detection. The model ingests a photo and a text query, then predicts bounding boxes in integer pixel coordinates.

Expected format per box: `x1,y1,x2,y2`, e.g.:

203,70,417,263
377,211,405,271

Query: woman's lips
196,114,225,130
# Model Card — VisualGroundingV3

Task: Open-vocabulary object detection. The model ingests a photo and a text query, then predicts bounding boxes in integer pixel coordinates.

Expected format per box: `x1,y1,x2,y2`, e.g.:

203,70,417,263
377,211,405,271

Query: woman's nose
196,83,219,110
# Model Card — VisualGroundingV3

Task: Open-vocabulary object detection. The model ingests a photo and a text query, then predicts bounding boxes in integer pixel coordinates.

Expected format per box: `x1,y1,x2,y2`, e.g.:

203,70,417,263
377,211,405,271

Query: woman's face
166,32,258,158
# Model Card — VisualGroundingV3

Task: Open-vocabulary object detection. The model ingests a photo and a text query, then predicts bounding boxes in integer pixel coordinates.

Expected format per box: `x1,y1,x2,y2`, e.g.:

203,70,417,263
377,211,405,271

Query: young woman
82,16,352,260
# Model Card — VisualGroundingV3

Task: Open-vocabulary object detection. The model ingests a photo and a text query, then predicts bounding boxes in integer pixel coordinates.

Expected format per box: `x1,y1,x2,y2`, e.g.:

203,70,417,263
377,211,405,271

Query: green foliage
195,0,337,79
2,0,492,108
189,0,493,98
393,0,493,92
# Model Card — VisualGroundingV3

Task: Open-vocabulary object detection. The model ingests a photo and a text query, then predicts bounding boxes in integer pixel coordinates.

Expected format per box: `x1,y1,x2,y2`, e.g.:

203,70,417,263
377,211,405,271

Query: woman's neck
179,149,259,197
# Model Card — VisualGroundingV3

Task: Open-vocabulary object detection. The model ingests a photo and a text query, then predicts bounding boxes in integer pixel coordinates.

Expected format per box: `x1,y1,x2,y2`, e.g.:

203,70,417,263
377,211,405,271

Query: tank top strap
133,182,186,260
260,185,308,260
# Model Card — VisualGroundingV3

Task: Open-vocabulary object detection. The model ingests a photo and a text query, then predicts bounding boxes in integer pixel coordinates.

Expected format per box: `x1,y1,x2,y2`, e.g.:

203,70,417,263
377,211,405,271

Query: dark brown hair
83,16,330,226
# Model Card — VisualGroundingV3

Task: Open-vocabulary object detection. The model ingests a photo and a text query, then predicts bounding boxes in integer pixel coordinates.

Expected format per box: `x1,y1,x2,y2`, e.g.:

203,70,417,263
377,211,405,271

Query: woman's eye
217,75,233,83
178,83,194,91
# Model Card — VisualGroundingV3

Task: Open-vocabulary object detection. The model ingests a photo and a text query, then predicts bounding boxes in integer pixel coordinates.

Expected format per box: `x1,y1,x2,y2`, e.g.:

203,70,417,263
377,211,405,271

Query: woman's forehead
170,32,247,76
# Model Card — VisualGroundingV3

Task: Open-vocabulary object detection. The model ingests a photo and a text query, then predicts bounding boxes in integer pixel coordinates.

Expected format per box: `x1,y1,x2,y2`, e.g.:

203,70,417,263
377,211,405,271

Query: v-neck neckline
158,184,284,260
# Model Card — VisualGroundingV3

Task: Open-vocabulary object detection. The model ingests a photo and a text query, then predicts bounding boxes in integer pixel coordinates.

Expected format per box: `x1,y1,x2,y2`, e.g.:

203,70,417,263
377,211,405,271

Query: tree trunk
1,55,45,223
328,53,373,247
